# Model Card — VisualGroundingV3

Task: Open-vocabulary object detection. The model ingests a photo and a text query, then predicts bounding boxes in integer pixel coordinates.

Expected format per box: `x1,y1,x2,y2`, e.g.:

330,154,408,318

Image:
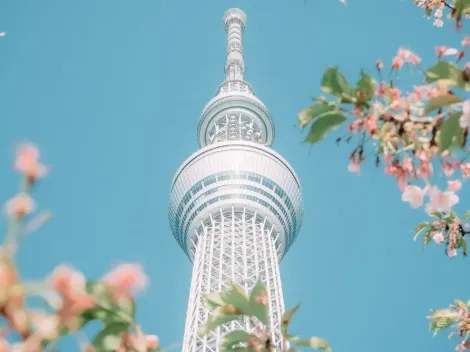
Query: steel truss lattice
182,207,285,352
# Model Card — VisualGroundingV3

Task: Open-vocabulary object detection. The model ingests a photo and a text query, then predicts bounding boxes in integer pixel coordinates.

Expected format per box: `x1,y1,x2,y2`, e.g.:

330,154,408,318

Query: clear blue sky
1,0,469,351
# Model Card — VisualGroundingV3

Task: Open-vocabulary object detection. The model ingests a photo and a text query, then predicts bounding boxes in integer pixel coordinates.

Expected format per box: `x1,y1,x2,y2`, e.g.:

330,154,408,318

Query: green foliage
249,282,269,325
321,67,354,99
429,309,460,336
91,322,129,351
413,221,430,242
425,61,470,91
304,112,347,145
454,0,470,21
423,94,462,115
281,304,300,336
298,104,332,129
356,71,376,103
439,112,465,152
199,282,268,336
221,330,251,351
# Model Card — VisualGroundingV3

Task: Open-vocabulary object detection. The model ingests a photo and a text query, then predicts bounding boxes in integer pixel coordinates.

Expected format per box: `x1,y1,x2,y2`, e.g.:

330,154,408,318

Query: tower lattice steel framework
168,8,303,352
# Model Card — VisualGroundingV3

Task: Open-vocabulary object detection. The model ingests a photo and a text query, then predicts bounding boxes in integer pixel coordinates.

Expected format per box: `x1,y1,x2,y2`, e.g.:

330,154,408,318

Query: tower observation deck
168,8,303,352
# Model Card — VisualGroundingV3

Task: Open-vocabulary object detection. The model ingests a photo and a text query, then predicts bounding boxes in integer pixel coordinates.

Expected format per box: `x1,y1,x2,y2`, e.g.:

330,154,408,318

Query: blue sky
1,0,469,351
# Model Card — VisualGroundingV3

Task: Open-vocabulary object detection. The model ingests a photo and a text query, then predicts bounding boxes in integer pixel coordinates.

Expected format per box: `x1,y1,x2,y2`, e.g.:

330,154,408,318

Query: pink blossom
391,57,403,70
461,163,470,178
425,188,459,214
436,46,458,57
102,263,148,297
145,335,160,349
459,101,470,130
402,185,425,208
48,265,86,296
448,248,457,257
4,193,35,218
255,291,268,305
0,337,10,352
432,231,445,244
376,59,383,70
397,48,421,64
402,158,413,173
447,180,462,192
14,144,46,183
442,162,455,177
348,161,361,174
417,161,433,179
462,36,470,46
433,18,444,27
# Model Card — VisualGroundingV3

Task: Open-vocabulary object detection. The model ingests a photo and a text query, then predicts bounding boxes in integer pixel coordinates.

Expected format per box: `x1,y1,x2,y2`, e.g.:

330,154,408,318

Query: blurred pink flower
14,144,46,183
447,180,462,192
462,36,470,46
48,265,86,296
4,193,35,218
402,185,425,208
425,187,459,214
460,101,470,130
255,291,268,305
145,335,160,349
348,161,361,174
102,263,148,297
432,231,445,244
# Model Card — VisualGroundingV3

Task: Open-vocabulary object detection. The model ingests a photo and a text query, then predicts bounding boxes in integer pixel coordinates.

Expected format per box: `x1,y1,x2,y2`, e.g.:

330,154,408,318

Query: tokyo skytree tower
168,8,303,352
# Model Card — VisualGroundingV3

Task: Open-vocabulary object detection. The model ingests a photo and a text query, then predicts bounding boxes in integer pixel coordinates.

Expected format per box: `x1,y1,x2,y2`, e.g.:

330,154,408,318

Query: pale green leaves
297,337,332,352
454,0,470,21
463,210,470,220
281,304,300,336
429,309,461,336
439,112,465,152
91,322,129,351
425,61,470,91
298,104,332,129
221,330,251,351
321,67,354,99
423,94,462,115
199,282,268,336
356,71,376,102
304,112,347,145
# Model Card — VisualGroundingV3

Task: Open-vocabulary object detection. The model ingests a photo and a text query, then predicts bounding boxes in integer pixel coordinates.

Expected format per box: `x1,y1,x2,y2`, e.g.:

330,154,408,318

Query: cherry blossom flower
402,185,425,208
14,144,46,183
255,291,268,305
4,193,35,219
436,46,458,57
462,36,470,47
0,260,18,306
461,163,470,178
425,187,459,214
102,263,148,298
33,314,60,341
145,335,160,350
376,59,383,70
432,231,445,244
433,18,443,27
348,161,361,174
447,180,462,192
459,101,470,130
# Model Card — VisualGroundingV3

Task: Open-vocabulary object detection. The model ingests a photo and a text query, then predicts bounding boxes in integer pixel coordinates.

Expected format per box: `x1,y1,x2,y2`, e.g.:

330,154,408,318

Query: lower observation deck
168,141,303,261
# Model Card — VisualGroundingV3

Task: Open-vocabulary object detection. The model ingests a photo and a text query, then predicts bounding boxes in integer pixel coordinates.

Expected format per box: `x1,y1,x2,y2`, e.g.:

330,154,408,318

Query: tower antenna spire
223,8,247,81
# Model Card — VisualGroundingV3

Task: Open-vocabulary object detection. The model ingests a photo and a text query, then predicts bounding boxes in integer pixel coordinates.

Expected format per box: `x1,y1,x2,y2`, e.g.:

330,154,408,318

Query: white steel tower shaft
168,8,303,352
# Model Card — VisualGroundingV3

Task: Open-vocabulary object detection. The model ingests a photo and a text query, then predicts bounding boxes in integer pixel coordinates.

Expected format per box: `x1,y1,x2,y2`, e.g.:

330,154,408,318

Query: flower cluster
0,143,160,352
429,299,470,350
414,0,470,28
299,43,470,258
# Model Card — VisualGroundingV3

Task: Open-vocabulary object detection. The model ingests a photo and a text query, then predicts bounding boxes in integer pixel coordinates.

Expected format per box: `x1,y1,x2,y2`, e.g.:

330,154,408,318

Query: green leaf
423,94,462,115
430,212,443,219
91,322,129,351
281,305,300,335
463,210,470,220
199,314,240,336
423,230,433,246
413,222,430,241
321,67,353,98
304,112,347,145
249,282,269,325
455,0,470,20
429,311,459,336
298,104,332,129
356,71,376,102
296,337,332,352
439,112,464,152
204,292,226,310
425,62,464,87
221,330,251,350
222,283,251,315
